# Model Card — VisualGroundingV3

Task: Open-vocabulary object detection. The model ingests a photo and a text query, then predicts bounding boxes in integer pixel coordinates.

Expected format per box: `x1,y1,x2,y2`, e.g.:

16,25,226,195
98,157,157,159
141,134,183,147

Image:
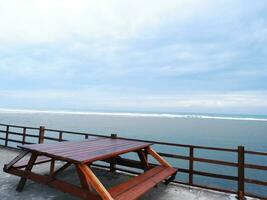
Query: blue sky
0,0,267,114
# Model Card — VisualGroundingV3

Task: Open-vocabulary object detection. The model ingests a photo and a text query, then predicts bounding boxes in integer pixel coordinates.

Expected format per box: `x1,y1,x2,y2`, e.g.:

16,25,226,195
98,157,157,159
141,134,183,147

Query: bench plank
115,179,155,200
14,156,51,168
109,166,177,200
109,166,164,196
151,167,177,183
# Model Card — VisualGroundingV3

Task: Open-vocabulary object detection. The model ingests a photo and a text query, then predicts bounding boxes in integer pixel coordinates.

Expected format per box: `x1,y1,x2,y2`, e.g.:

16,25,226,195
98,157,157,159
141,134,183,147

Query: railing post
189,146,194,185
5,125,9,147
22,127,26,145
38,126,45,144
237,146,245,200
59,131,63,142
85,134,89,139
110,133,117,172
111,133,117,139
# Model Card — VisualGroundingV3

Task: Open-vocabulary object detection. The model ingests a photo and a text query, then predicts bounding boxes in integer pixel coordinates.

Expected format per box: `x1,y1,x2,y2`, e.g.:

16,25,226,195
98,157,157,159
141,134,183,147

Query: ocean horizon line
0,108,267,122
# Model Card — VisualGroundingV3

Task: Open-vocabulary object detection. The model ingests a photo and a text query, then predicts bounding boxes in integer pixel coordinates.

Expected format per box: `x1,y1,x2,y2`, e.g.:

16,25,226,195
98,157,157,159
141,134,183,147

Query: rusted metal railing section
0,123,266,200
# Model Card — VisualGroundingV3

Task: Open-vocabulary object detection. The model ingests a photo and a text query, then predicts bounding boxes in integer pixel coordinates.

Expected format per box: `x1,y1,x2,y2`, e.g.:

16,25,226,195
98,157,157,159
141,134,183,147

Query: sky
0,0,267,114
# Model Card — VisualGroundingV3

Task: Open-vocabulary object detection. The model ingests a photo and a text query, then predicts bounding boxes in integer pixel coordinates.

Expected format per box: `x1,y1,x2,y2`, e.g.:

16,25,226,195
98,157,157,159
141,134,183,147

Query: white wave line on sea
0,108,267,121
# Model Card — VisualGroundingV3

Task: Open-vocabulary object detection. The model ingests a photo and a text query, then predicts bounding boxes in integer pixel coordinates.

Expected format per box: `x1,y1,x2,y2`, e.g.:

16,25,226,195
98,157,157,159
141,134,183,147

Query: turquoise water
0,110,266,196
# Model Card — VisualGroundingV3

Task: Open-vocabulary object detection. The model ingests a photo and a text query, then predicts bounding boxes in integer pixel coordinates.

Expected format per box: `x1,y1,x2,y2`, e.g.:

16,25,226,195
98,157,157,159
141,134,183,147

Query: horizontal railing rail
0,123,266,200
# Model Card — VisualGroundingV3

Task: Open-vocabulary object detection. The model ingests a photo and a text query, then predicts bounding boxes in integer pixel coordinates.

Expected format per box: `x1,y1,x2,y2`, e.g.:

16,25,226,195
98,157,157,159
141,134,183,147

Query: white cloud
0,0,208,43
1,0,265,79
1,89,267,114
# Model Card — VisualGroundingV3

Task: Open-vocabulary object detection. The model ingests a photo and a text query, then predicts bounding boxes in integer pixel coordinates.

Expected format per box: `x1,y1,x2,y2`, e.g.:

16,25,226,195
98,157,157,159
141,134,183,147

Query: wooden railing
0,123,266,200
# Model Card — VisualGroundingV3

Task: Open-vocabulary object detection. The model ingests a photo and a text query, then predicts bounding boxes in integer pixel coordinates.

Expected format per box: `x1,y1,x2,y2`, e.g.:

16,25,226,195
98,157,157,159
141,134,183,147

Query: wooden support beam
16,153,38,192
7,167,92,199
77,164,114,200
147,146,172,167
53,162,72,177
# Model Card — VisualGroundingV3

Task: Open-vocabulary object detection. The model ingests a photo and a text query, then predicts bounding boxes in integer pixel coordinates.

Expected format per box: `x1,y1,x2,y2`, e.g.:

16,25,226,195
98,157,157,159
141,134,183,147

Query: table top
18,137,151,164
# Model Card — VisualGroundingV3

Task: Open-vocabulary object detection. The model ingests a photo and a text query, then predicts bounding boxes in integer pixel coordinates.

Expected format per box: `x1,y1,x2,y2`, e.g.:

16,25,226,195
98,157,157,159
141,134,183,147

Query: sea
0,109,266,196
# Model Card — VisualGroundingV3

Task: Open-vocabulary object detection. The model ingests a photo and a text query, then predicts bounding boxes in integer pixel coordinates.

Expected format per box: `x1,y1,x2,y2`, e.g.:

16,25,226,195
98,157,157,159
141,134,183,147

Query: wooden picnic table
4,136,177,200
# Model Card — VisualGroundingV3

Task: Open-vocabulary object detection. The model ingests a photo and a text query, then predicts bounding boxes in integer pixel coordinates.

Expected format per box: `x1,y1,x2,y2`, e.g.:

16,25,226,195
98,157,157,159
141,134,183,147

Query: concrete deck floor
0,147,256,200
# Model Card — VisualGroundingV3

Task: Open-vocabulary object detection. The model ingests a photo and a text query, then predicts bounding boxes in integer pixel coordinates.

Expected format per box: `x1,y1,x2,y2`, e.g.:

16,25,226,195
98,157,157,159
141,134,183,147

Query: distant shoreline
0,108,267,122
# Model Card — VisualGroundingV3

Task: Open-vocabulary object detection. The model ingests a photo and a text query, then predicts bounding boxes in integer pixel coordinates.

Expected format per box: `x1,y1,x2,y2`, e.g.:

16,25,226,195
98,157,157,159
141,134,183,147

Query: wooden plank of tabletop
18,138,152,164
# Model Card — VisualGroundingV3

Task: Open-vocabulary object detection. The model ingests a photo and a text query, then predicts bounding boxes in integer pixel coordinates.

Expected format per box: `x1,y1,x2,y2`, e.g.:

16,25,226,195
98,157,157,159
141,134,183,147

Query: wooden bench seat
109,166,177,200
14,156,51,168
88,166,177,200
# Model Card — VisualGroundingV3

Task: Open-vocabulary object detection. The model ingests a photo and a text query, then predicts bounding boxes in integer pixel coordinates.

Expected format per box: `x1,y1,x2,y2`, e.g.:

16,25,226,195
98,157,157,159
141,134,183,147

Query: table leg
165,171,177,185
137,149,150,171
16,152,38,192
76,164,114,200
76,164,93,192
109,157,116,173
49,159,55,177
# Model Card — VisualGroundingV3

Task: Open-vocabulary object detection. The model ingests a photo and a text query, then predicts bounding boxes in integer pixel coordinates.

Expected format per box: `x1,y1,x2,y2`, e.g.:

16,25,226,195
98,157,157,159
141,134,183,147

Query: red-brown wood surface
6,135,177,200
109,166,177,200
18,137,151,164
14,156,51,168
85,166,178,200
